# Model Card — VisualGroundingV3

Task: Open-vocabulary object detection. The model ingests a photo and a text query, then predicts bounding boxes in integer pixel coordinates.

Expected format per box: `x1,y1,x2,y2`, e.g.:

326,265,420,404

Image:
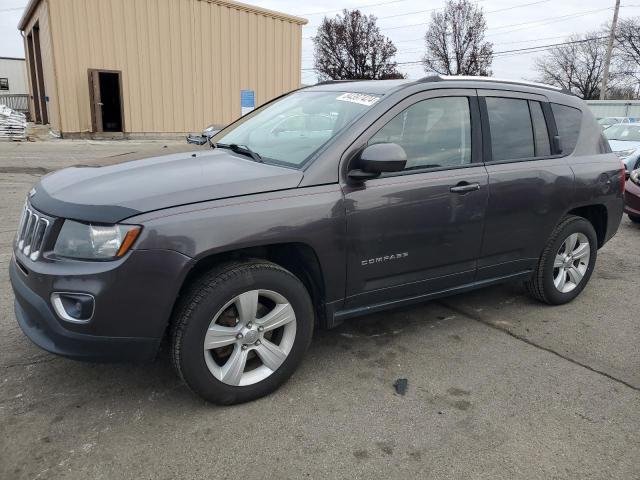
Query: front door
343,90,489,308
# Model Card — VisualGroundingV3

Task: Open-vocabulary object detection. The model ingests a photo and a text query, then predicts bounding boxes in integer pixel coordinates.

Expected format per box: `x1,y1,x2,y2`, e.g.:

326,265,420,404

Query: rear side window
485,97,534,161
529,101,551,156
551,103,582,154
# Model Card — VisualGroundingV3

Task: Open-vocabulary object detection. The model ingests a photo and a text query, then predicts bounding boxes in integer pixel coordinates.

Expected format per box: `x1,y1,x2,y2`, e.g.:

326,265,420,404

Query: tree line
312,0,640,99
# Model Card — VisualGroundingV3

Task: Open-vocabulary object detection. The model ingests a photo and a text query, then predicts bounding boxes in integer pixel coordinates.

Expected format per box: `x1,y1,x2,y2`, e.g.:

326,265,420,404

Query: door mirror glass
359,143,407,173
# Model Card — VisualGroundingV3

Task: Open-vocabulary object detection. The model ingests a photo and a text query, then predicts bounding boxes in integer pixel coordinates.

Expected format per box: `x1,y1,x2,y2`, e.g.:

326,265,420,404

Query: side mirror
348,143,407,180
186,134,208,145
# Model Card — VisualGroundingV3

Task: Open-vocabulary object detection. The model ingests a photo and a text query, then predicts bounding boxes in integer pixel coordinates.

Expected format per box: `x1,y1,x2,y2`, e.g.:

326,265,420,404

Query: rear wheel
629,214,640,223
171,261,314,404
525,216,597,305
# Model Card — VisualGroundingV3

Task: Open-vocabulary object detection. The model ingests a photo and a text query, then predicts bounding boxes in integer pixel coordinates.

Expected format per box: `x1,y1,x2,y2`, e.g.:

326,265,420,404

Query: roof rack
419,75,567,93
314,79,357,86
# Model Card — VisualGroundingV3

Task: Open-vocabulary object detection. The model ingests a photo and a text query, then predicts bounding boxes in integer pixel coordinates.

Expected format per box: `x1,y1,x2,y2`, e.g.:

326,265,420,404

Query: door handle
450,182,480,194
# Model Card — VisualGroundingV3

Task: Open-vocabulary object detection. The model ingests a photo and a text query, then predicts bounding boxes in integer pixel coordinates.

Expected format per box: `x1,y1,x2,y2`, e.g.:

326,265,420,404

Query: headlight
631,169,640,185
615,148,636,159
53,220,141,260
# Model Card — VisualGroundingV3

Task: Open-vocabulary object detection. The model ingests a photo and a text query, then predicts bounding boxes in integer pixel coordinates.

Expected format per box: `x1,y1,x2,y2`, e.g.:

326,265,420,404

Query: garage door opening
88,69,124,133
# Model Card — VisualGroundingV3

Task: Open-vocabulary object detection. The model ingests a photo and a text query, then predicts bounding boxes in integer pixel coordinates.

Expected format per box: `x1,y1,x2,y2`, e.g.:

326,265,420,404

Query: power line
303,5,617,39
0,6,26,12
301,34,578,61
302,0,547,30
301,36,609,71
298,0,413,17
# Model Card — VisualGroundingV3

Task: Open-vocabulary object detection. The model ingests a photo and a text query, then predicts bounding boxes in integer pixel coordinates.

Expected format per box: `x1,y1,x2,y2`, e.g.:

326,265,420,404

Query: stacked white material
0,105,27,141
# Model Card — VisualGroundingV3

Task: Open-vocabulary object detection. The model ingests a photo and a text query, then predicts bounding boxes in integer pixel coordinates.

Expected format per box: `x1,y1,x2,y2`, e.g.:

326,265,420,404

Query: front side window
213,90,381,168
369,96,471,170
551,103,582,154
486,97,535,161
0,78,8,91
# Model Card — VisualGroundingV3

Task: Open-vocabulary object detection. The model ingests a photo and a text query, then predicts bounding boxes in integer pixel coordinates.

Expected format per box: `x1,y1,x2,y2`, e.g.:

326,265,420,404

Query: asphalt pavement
1,139,638,479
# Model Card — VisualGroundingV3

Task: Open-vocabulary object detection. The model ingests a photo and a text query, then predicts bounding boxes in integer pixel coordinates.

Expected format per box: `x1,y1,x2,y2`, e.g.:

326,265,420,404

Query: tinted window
529,101,551,156
551,103,582,154
369,97,471,170
486,97,534,161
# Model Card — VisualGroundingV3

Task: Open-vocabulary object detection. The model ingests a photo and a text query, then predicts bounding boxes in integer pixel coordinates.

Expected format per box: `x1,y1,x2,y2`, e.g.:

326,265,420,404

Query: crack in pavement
437,300,640,393
1,356,59,370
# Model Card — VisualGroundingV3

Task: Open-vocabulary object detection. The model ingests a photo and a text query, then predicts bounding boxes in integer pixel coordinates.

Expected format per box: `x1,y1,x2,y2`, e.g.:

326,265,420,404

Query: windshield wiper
214,143,263,163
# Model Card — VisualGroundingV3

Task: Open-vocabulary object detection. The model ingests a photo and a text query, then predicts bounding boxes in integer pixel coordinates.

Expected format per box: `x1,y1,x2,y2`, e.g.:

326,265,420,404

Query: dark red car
625,169,640,223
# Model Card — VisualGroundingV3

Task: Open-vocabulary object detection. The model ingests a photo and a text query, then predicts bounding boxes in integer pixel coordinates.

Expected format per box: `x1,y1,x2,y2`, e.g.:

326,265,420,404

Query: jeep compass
10,76,624,404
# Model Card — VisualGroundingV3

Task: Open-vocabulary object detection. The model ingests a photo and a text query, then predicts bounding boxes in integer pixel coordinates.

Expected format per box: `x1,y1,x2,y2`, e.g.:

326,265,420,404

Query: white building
0,57,29,95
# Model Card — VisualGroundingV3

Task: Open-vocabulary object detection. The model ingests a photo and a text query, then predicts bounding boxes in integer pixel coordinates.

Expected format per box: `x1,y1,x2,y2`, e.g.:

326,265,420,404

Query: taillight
621,161,626,194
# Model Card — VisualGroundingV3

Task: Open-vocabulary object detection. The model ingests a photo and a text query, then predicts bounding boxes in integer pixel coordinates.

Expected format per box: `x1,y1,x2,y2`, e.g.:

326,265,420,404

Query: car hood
608,140,640,153
30,149,303,223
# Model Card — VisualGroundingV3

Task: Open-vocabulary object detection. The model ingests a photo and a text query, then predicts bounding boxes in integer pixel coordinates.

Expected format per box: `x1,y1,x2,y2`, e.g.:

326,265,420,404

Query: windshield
598,118,621,126
604,124,640,141
212,90,381,167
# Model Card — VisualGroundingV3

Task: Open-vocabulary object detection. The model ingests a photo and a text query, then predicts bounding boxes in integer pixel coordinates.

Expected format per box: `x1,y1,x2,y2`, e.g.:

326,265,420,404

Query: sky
0,0,632,84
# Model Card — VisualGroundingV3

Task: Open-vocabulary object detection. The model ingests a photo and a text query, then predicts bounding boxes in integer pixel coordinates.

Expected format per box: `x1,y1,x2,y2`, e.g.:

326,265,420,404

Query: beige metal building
18,0,306,137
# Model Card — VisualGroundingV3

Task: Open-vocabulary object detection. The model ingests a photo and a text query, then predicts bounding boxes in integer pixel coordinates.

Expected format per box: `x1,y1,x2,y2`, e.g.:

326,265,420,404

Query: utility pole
600,0,621,100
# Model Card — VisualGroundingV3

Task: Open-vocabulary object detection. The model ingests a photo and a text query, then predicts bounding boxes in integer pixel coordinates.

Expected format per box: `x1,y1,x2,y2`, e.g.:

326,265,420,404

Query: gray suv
10,76,624,404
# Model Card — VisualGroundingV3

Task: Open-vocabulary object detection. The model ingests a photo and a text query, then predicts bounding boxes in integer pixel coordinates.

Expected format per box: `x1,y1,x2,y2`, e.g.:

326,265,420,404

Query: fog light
51,293,95,323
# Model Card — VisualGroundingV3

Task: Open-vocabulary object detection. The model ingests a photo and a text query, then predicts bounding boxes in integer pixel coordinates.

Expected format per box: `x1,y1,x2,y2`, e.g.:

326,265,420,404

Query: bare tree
312,9,403,80
423,0,493,76
534,34,614,99
615,17,640,82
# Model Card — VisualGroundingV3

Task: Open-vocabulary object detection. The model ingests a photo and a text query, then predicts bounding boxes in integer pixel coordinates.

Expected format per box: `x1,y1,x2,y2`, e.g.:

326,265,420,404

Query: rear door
476,90,575,280
342,89,489,308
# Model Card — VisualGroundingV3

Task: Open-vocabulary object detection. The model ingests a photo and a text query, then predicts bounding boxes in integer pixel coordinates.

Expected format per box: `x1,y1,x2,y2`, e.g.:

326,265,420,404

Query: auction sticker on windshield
336,92,380,106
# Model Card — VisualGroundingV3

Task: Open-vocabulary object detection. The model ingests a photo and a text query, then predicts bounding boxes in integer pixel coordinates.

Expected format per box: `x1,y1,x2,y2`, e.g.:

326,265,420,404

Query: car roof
302,75,570,97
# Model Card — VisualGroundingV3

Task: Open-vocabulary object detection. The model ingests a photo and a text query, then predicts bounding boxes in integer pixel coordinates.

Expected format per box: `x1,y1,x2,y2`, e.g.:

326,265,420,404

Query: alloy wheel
553,232,590,293
203,289,297,386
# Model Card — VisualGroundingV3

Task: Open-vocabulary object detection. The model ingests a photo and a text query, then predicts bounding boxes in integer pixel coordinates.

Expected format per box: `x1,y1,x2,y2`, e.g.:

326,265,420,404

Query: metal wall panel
0,58,29,95
34,0,305,135
586,101,640,119
22,0,61,131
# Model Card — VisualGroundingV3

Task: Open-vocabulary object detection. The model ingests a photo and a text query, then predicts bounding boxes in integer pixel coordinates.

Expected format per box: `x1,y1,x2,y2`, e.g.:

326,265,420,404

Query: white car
598,116,637,130
604,123,640,172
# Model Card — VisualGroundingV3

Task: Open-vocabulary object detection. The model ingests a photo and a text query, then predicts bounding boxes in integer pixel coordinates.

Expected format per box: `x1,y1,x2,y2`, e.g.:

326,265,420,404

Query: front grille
15,203,52,261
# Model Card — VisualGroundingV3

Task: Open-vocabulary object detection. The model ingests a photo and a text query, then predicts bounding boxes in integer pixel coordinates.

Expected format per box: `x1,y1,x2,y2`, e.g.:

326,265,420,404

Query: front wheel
629,214,640,224
171,261,314,404
525,215,598,305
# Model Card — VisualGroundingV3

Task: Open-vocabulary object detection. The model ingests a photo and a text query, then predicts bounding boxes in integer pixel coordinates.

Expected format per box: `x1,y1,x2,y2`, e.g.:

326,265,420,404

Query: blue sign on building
241,90,255,116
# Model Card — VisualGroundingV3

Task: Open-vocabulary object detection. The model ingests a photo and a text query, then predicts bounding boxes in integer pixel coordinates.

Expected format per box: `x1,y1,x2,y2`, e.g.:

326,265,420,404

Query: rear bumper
10,259,160,362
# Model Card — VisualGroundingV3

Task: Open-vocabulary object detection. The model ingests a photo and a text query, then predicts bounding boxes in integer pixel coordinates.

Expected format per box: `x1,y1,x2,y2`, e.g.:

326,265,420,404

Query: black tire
629,214,640,223
525,215,598,305
171,260,314,405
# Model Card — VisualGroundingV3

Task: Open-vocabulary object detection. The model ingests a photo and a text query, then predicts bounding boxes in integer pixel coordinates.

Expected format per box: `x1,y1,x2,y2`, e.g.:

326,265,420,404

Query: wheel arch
566,204,608,248
173,242,328,330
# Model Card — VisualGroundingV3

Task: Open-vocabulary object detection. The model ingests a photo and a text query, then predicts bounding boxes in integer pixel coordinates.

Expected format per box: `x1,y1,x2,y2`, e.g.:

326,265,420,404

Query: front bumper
9,248,191,362
624,180,640,217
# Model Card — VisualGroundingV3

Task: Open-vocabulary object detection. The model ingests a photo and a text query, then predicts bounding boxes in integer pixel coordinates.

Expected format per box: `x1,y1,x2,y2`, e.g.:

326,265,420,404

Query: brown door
88,70,103,132
88,69,124,133
33,26,48,125
26,33,41,124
